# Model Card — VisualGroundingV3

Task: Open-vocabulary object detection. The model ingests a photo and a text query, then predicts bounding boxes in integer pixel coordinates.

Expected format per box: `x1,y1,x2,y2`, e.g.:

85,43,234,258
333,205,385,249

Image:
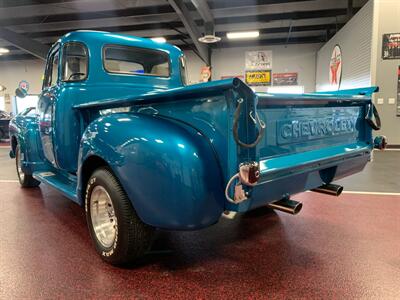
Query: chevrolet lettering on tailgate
277,107,359,144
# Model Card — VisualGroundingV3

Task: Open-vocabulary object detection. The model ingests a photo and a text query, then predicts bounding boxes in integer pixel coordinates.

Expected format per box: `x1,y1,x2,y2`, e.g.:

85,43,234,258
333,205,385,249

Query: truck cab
36,31,186,173
9,31,385,266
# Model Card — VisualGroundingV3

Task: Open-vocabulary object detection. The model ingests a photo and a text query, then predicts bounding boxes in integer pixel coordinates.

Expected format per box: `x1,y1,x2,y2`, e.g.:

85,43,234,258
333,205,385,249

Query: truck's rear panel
231,93,373,212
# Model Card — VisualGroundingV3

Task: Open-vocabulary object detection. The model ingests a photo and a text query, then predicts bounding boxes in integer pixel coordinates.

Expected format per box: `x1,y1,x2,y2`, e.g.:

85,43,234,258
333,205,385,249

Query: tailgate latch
225,161,260,204
239,161,260,186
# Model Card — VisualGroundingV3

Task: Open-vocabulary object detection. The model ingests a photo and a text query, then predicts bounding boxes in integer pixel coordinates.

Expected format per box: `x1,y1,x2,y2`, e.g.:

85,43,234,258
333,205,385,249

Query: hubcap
16,148,25,182
90,186,118,248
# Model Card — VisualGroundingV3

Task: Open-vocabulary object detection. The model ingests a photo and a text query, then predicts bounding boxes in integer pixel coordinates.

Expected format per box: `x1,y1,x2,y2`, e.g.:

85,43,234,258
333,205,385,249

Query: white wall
315,0,374,91
183,50,205,85
212,44,321,93
371,0,400,144
0,59,45,112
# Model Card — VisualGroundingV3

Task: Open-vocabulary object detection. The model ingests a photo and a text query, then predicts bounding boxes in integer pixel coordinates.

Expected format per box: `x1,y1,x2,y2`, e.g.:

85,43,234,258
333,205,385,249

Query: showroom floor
0,144,399,299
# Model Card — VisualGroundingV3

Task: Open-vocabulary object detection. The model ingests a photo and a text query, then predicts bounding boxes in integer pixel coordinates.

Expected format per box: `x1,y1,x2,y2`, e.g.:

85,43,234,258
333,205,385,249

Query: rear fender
78,113,225,230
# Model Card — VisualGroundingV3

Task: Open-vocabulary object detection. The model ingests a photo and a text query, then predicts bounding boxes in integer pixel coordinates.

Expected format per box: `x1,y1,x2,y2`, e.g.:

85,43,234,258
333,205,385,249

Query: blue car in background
0,110,11,140
8,31,386,265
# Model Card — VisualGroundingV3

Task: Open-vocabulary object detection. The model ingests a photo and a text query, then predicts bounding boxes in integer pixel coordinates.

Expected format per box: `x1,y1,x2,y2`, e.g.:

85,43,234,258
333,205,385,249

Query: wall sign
397,66,400,117
273,72,298,86
18,80,29,93
329,45,342,90
382,33,400,59
200,66,211,82
245,51,272,70
245,70,271,86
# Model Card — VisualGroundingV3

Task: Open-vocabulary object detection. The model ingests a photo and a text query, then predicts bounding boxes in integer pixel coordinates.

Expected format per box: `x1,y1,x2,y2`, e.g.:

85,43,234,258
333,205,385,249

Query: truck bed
74,78,375,212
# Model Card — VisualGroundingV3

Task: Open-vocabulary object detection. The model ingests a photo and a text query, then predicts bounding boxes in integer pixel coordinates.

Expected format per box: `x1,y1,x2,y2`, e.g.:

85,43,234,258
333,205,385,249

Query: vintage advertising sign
329,45,342,90
200,66,211,82
382,33,400,59
245,50,272,70
273,72,298,86
245,70,271,86
18,80,29,93
397,66,400,117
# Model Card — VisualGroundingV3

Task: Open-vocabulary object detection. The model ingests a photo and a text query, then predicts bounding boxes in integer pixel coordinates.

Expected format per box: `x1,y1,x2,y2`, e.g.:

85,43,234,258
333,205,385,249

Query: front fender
78,113,224,230
9,116,45,174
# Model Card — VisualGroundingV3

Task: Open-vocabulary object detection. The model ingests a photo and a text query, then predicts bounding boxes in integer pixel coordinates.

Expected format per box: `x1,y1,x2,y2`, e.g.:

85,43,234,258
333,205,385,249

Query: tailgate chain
233,98,266,148
365,103,381,130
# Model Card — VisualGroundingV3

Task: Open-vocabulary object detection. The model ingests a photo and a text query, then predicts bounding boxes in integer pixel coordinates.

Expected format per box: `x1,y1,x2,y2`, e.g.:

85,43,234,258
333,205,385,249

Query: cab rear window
103,45,170,77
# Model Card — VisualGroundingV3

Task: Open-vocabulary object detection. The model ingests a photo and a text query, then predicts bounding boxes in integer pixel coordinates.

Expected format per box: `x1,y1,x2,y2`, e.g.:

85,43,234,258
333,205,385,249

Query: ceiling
0,0,368,62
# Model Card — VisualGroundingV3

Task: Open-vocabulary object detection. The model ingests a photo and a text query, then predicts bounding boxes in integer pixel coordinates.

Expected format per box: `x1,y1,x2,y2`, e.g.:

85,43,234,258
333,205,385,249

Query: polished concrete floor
0,145,399,299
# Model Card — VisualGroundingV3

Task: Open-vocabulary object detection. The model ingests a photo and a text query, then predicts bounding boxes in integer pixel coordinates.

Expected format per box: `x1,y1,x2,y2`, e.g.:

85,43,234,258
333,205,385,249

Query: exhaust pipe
268,198,302,215
311,183,343,196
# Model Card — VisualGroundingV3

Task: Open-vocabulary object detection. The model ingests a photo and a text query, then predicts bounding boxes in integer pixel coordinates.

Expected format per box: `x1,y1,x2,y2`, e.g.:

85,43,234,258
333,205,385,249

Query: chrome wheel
16,147,25,182
90,186,118,248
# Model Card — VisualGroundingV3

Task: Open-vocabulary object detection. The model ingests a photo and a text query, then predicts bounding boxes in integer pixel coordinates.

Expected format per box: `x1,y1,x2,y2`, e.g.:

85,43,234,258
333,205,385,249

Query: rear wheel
85,167,154,266
0,128,5,140
15,144,40,188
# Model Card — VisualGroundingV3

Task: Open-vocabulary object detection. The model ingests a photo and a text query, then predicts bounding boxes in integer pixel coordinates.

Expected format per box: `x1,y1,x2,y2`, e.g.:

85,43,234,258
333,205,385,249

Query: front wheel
85,167,154,266
15,144,40,188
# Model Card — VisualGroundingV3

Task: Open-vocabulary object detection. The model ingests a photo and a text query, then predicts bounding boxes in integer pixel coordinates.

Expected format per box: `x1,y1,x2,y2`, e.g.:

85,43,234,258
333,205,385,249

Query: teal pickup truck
9,31,385,265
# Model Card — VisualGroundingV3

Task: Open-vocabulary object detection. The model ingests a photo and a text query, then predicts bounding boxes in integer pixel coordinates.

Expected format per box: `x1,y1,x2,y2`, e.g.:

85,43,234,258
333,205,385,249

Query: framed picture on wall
382,33,400,59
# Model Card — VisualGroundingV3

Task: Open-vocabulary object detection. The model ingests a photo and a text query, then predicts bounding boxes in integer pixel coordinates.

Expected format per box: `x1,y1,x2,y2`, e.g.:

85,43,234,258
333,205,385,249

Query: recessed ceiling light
151,37,166,43
198,35,221,43
226,31,260,40
0,47,10,54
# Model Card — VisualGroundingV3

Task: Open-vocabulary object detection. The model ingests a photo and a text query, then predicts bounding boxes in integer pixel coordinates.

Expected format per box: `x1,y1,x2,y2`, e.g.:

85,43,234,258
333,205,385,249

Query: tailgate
229,92,374,211
256,96,371,175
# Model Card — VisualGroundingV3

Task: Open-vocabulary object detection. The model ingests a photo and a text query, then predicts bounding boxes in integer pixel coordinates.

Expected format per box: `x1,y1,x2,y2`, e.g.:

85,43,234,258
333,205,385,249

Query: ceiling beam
25,22,184,39
0,0,332,28
347,0,354,19
167,0,210,65
213,8,360,25
0,0,80,8
0,4,175,27
190,0,215,37
215,35,326,48
13,7,356,39
0,27,50,60
0,23,343,56
18,22,344,44
0,53,37,61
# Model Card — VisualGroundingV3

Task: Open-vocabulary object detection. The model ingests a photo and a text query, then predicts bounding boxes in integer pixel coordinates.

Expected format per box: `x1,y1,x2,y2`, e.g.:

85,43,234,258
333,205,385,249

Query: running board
33,171,78,202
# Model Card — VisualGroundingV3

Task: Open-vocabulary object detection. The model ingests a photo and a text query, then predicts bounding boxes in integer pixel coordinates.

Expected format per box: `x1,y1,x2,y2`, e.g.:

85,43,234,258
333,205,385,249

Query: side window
43,48,60,88
62,43,88,81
